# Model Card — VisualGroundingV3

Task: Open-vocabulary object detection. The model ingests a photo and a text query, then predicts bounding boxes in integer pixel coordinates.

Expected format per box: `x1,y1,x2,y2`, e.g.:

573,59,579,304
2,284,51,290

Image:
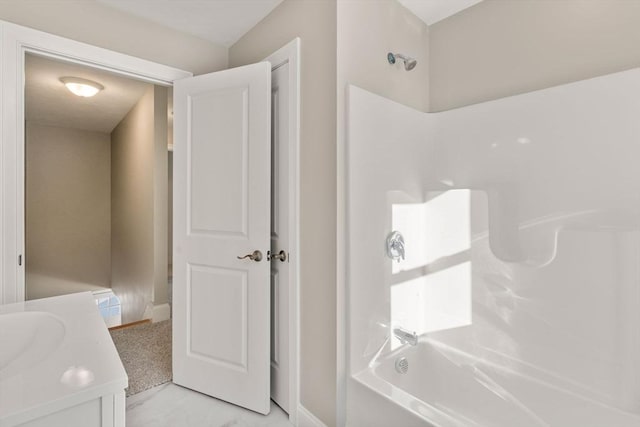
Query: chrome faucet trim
386,231,405,262
393,327,418,346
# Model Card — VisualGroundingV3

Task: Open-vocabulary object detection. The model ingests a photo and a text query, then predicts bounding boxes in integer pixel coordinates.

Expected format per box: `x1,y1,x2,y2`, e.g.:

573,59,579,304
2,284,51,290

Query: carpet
109,320,172,396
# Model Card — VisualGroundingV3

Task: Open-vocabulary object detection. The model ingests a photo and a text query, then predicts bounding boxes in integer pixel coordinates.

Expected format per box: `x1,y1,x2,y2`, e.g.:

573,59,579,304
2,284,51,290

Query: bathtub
351,339,640,427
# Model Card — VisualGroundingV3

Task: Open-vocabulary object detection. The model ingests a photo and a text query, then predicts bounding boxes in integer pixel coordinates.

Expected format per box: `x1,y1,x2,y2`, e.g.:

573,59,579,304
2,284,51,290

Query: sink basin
0,293,127,427
0,311,66,380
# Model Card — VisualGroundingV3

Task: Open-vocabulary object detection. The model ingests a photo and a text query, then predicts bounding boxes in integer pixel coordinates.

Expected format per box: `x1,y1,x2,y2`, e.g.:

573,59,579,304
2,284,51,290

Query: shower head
404,57,417,71
387,52,417,71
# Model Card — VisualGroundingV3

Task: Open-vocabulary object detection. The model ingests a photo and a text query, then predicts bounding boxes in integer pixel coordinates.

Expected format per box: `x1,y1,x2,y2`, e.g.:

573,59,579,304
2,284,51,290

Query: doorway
1,22,300,425
24,52,172,327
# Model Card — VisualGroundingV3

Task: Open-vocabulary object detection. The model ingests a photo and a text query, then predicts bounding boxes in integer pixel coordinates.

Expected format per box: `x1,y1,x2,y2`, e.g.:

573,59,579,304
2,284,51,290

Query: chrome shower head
387,52,417,71
404,57,417,71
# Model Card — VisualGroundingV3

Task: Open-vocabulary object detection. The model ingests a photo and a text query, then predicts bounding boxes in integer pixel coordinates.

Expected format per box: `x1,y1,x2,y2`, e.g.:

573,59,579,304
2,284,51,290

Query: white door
172,62,271,414
270,62,290,412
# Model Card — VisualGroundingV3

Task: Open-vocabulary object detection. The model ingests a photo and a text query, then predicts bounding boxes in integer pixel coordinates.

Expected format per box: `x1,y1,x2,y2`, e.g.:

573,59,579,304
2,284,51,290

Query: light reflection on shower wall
391,190,471,272
390,190,472,349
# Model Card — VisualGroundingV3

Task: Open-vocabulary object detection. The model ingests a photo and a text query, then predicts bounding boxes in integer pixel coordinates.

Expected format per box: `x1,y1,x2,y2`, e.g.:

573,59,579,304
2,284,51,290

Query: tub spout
393,327,418,346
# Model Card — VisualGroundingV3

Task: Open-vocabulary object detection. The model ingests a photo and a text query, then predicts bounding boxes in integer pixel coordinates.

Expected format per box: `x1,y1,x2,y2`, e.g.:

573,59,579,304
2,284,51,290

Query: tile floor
126,382,293,427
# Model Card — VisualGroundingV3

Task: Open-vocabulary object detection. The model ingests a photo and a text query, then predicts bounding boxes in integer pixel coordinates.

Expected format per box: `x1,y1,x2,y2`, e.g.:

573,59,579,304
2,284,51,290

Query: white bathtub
352,339,640,427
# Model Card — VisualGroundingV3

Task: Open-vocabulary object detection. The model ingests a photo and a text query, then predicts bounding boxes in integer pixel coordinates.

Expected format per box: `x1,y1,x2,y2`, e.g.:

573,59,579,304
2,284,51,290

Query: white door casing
0,21,191,305
264,38,300,419
172,62,272,414
269,61,290,412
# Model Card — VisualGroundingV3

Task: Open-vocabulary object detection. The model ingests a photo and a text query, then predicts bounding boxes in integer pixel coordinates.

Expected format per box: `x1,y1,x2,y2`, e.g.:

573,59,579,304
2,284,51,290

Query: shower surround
345,67,640,426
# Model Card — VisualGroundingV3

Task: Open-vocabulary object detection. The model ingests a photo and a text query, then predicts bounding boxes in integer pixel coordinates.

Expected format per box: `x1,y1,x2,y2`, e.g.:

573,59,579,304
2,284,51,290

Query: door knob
237,250,263,262
267,250,287,262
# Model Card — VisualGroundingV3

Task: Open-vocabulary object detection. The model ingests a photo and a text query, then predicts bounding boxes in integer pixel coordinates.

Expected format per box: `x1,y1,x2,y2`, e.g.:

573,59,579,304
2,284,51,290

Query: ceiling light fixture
60,77,104,98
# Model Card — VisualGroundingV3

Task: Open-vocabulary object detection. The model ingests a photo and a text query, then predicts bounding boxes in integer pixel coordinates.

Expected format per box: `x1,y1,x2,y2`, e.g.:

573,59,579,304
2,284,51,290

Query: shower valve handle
237,250,263,262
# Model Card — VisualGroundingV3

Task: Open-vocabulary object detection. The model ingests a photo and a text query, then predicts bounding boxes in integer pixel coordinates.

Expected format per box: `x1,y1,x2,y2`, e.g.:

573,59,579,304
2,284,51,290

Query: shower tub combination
345,68,640,426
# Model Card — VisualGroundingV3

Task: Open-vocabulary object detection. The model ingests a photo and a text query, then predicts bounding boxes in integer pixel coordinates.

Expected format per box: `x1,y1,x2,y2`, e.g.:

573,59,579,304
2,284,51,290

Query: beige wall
168,152,173,274
153,86,169,306
338,0,429,112
229,0,337,424
25,122,111,298
0,0,227,75
111,86,165,323
429,0,640,111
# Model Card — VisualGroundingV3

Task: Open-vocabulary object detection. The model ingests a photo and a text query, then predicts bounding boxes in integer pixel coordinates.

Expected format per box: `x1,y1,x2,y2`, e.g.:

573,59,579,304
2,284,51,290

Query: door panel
188,265,248,370
173,62,271,415
189,87,249,235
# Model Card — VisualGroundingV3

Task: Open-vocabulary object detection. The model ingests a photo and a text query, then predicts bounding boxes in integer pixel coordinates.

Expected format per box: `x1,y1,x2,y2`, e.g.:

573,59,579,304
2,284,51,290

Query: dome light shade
60,77,104,97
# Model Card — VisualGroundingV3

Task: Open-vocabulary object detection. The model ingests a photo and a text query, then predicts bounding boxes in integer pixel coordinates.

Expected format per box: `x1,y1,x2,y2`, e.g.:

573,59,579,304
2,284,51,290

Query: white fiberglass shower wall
346,67,640,426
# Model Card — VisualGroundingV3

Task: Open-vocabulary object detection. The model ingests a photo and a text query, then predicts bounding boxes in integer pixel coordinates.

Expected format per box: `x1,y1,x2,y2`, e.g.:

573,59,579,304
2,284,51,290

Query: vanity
0,292,127,427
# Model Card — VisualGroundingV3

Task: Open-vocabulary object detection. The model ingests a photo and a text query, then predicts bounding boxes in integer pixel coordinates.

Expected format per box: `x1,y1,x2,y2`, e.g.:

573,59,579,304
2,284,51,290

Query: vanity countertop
0,292,128,426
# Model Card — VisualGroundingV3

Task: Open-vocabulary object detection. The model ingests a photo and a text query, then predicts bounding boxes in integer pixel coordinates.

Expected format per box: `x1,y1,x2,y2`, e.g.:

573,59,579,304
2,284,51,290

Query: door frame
263,38,301,422
0,20,191,305
0,21,301,425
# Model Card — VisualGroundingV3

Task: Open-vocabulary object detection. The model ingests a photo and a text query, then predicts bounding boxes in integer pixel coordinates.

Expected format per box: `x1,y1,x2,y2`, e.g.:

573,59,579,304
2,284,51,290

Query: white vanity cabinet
17,392,125,427
0,293,128,427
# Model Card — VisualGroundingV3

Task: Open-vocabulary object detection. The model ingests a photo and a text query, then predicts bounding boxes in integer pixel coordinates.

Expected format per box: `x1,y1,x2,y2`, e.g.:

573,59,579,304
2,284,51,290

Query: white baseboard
151,303,171,322
296,405,327,427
